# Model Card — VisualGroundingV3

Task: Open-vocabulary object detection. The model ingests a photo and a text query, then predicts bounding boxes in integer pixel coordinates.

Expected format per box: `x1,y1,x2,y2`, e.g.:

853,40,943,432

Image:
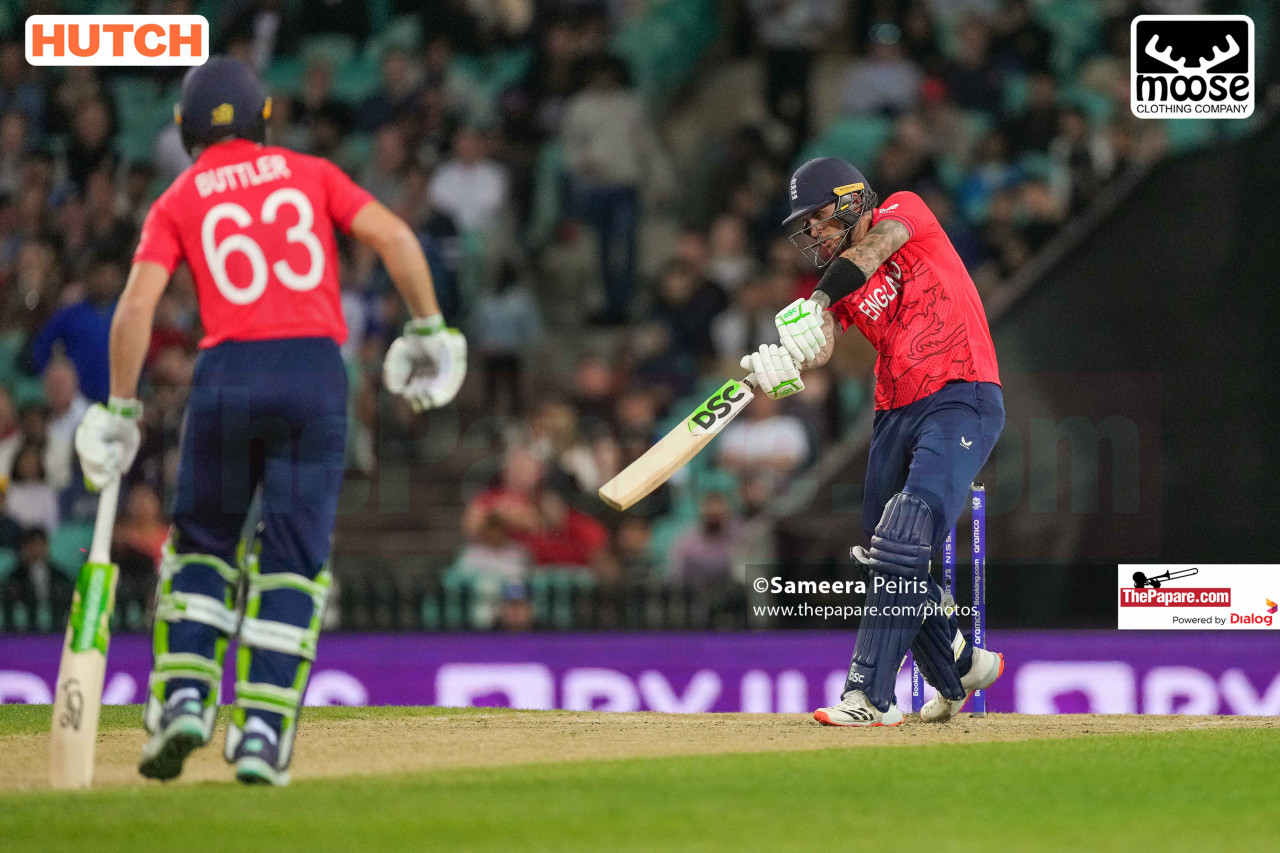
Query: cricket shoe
139,695,208,781
813,689,905,727
233,732,289,786
919,647,1005,723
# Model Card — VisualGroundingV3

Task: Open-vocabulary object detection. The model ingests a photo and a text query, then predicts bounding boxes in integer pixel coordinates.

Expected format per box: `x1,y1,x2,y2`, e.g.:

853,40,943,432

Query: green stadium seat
647,516,692,579
797,116,892,172
300,36,357,71
0,330,24,386
10,375,44,409
49,522,95,577
1163,119,1217,154
0,547,17,583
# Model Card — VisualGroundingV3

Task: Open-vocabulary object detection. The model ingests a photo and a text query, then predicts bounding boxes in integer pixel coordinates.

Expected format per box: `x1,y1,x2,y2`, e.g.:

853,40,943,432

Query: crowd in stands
0,0,1241,630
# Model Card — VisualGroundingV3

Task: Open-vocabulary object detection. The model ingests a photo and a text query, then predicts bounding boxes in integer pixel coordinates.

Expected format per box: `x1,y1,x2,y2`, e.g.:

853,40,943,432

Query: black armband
813,257,867,306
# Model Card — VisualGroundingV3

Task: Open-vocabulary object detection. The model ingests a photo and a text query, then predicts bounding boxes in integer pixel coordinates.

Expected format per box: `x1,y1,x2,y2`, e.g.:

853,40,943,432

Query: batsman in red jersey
74,57,466,785
742,157,1005,728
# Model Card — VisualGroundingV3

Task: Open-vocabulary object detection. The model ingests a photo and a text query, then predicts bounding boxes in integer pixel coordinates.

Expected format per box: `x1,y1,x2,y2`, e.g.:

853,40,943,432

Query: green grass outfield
1,706,1274,852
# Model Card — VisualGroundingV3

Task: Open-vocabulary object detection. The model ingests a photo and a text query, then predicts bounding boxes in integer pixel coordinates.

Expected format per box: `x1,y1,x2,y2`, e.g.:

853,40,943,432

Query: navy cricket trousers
164,337,347,717
863,381,1004,555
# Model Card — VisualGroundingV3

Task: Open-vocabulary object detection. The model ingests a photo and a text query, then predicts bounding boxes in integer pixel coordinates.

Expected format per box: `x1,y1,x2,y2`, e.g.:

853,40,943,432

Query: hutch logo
26,15,208,66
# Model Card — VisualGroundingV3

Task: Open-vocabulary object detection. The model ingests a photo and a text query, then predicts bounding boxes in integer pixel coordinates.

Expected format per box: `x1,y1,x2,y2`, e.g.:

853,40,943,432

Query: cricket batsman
741,157,1004,726
73,57,465,784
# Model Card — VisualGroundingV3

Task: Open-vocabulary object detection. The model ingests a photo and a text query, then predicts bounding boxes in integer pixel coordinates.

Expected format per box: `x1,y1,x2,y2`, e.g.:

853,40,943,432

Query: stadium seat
797,116,892,173
10,375,44,409
0,330,24,386
49,522,95,578
0,547,17,584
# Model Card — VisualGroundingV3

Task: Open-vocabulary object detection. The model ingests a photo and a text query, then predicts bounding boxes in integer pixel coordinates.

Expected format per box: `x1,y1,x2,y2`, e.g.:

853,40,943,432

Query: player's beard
816,230,851,265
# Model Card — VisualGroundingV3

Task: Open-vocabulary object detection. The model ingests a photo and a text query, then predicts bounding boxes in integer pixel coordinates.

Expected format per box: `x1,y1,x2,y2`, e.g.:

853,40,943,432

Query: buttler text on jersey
857,260,904,322
194,154,291,198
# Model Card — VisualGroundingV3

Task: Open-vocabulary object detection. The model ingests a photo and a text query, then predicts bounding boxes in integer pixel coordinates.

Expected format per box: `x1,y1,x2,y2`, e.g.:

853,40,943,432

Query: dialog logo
1131,15,1253,119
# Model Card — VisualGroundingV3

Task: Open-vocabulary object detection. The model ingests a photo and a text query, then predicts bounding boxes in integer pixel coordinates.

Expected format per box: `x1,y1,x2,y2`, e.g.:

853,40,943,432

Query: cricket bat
599,376,755,511
49,477,121,790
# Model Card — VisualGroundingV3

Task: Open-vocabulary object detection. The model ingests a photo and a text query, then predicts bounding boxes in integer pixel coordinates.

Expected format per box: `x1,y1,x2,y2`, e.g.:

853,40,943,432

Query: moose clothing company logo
1118,565,1278,629
26,15,208,66
1131,15,1253,118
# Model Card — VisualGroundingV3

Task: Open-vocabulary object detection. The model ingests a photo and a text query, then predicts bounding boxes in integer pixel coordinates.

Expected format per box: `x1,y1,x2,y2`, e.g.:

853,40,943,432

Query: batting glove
383,314,468,412
741,344,804,400
74,397,142,491
775,298,828,366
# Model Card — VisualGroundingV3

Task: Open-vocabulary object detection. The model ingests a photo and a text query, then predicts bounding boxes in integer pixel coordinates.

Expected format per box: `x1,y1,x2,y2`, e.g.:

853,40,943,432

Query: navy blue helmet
175,56,271,155
783,157,879,267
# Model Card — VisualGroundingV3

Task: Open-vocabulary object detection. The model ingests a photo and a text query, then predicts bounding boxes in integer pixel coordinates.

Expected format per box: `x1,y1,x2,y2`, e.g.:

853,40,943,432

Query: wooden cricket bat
599,376,755,511
49,477,121,790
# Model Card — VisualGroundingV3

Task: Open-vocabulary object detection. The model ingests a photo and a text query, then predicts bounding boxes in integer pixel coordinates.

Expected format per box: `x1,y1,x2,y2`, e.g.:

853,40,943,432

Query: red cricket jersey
134,139,374,348
827,191,1000,410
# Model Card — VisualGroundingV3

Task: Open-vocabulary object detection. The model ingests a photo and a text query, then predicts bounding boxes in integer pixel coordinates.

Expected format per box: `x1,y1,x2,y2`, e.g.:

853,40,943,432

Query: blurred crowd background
0,0,1271,632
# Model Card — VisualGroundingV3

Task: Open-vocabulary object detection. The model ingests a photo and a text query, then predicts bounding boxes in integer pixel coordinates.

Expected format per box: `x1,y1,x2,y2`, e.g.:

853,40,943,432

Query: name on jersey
194,155,291,198
857,260,904,322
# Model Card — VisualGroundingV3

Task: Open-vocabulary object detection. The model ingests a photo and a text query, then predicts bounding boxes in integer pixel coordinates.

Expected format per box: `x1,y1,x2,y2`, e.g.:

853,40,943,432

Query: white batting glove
383,315,468,412
775,298,828,366
74,397,142,491
741,344,804,400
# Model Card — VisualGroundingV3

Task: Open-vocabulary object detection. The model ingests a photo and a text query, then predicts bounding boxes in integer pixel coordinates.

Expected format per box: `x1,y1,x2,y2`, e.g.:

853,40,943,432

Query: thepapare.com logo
1131,15,1253,118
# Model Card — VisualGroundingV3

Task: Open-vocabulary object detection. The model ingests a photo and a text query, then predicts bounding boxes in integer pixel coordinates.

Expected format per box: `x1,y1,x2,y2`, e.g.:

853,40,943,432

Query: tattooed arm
808,218,911,310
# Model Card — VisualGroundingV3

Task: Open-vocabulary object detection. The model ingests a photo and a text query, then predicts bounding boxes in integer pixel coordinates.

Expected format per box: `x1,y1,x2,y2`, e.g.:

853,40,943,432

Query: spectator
453,513,532,629
746,0,842,157
522,476,612,579
530,397,603,494
942,16,1004,114
463,445,543,542
0,386,19,474
668,491,740,589
0,41,44,134
357,46,422,133
650,259,727,362
115,483,169,570
65,100,118,193
0,111,28,196
1002,71,1061,156
1049,107,1108,213
992,0,1053,74
842,24,922,116
470,259,544,414
31,255,122,403
428,125,508,233
0,474,22,549
957,130,1021,222
293,58,352,138
613,515,657,585
360,124,414,209
5,443,59,533
0,529,71,622
704,214,757,295
711,276,782,361
42,360,87,490
561,54,666,324
719,392,812,483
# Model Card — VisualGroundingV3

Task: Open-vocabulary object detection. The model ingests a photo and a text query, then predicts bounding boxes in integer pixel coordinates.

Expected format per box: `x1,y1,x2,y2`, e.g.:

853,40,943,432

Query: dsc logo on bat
687,380,752,436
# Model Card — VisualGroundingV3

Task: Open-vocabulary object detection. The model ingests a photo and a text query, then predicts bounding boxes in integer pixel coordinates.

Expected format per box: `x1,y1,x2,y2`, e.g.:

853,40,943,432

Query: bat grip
88,477,120,565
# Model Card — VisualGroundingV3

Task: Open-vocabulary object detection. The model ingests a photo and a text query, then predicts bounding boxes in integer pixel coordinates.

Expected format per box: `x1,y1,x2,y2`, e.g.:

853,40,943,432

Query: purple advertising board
2,631,1277,715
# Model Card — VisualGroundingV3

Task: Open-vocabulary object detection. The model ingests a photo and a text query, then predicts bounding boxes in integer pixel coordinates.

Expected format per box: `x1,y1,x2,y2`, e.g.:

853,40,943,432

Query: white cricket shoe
813,689,905,727
919,647,1005,723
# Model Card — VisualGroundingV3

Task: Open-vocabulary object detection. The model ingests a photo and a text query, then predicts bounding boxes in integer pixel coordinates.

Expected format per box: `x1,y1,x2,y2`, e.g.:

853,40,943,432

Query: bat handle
88,477,120,565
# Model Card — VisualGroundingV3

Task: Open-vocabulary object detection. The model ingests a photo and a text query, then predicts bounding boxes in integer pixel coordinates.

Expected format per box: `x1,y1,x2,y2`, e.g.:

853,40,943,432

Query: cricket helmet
175,56,272,155
783,157,879,267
